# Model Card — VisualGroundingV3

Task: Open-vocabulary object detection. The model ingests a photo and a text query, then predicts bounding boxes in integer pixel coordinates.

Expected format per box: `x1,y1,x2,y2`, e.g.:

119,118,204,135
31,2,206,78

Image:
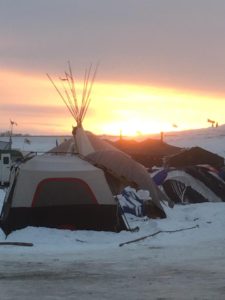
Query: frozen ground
1,127,225,299
164,125,225,158
1,201,225,300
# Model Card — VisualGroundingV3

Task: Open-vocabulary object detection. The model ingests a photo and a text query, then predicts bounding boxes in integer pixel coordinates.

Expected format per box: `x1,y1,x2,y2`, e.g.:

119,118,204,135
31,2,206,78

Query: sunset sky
1,1,225,136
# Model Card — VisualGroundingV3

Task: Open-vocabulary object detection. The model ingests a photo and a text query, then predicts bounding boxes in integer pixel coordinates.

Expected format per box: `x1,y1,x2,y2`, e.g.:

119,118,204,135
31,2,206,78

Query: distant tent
163,180,208,204
218,166,225,181
0,63,167,235
152,165,225,204
185,165,225,201
109,138,181,168
164,147,224,169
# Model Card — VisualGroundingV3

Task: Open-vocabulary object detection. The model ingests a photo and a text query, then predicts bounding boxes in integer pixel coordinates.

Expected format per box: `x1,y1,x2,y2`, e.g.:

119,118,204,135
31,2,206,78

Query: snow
0,135,67,153
165,125,225,158
1,128,225,299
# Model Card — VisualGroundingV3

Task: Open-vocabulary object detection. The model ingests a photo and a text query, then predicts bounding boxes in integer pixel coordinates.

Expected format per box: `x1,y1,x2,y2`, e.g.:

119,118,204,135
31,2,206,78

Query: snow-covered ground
1,127,225,299
0,135,67,153
165,125,225,158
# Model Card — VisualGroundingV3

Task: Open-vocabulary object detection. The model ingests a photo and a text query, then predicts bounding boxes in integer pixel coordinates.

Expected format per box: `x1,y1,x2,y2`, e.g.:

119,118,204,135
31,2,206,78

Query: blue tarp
152,169,168,185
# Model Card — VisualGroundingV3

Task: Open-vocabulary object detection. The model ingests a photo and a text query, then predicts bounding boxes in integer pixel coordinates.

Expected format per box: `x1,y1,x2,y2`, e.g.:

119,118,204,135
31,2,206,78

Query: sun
101,119,173,137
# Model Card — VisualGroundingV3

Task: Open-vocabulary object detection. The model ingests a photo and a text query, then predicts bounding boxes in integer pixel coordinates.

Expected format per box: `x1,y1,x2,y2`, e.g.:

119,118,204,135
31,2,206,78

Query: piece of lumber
0,242,33,247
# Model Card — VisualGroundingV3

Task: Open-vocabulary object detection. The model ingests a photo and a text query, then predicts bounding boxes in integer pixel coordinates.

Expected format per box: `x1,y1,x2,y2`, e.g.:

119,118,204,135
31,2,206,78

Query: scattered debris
119,225,199,247
75,239,87,243
0,242,33,247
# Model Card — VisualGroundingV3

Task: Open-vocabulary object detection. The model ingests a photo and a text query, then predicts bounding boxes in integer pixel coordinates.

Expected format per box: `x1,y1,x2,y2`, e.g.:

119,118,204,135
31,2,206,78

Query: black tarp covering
165,147,224,169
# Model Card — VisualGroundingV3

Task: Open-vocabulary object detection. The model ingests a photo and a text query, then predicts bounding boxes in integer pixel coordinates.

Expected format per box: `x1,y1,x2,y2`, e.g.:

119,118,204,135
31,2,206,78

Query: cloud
0,103,63,116
0,103,96,118
1,1,225,95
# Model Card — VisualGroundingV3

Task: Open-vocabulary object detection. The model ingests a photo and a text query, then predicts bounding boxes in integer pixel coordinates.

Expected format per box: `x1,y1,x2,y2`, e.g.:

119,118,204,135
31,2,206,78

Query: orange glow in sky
0,69,224,136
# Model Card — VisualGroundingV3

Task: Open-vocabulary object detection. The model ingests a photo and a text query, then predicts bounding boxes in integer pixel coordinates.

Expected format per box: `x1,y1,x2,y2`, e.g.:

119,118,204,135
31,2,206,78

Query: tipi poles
46,73,76,120
47,62,98,128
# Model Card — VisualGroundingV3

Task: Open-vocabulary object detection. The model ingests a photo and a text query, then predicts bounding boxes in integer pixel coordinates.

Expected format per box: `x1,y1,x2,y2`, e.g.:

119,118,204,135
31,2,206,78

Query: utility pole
119,129,123,143
160,131,164,143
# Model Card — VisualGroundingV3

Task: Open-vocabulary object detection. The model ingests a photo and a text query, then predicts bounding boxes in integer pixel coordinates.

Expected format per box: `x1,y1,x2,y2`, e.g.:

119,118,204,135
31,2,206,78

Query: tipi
0,63,167,235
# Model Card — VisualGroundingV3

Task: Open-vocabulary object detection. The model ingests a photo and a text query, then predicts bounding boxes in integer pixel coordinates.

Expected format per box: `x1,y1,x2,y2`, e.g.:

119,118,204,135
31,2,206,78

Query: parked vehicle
0,149,23,186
